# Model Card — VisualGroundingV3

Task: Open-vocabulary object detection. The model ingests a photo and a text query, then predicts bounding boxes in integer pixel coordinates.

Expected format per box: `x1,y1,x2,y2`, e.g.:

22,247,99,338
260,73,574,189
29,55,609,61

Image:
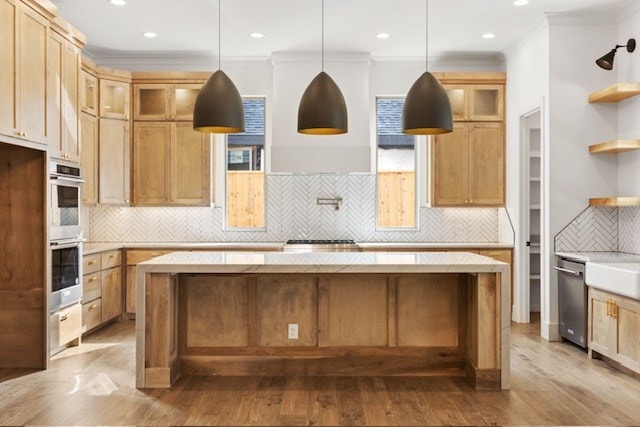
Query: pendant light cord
218,0,222,70
322,0,325,71
425,0,429,71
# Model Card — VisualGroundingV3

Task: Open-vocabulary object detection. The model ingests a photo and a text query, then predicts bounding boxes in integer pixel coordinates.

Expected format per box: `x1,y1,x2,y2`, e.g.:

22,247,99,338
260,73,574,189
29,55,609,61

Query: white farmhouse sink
585,262,640,299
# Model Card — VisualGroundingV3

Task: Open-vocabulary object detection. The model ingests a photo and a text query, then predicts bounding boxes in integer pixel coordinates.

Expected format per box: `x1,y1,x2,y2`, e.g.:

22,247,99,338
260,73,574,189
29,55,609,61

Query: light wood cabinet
0,1,49,144
99,118,130,204
50,302,81,353
432,122,504,206
589,288,640,374
443,84,504,122
100,78,130,120
133,121,210,206
80,112,98,204
101,266,122,322
48,30,81,162
82,299,102,332
82,250,122,334
133,83,201,121
80,70,98,115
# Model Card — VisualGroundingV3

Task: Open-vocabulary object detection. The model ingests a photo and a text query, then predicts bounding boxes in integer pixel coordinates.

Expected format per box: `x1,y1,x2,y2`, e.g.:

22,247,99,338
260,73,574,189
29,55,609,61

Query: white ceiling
51,0,631,62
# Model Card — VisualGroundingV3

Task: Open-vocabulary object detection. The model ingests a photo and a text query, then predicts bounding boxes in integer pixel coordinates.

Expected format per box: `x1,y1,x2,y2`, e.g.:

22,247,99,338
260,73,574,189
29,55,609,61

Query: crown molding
545,11,618,25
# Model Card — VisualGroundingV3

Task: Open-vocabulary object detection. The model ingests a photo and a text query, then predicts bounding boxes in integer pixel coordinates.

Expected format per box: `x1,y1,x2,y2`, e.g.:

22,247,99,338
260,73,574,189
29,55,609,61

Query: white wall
617,3,640,195
504,23,549,324
271,52,371,173
546,18,618,339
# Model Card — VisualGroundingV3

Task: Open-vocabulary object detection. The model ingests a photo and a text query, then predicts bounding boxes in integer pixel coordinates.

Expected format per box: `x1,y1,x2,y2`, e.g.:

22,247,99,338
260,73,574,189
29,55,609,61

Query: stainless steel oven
50,162,83,242
50,239,83,312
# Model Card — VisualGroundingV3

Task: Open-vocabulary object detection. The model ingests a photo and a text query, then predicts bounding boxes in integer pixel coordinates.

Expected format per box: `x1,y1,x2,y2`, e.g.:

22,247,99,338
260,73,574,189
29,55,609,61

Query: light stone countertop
83,242,124,255
136,250,510,275
555,251,640,263
83,241,513,256
359,242,514,249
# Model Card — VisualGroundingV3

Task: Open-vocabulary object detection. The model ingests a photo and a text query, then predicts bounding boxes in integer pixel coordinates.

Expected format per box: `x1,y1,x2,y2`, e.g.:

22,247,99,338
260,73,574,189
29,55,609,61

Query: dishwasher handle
553,266,583,276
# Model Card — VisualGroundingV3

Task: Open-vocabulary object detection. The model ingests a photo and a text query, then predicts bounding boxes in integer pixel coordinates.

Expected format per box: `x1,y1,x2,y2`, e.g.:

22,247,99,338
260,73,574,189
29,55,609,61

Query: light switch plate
287,323,298,340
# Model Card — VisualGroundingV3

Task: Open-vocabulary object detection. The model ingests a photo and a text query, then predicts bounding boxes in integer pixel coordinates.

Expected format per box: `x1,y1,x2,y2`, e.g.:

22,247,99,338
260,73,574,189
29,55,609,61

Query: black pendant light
402,0,452,135
298,0,348,135
193,0,244,133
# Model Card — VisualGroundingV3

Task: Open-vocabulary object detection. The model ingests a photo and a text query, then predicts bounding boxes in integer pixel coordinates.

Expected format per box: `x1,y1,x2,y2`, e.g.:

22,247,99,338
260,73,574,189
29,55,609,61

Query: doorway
519,109,543,323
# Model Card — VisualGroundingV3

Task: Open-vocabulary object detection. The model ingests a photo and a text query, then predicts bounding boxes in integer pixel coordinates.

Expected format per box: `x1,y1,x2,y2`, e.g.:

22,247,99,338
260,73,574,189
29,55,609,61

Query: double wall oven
49,161,83,312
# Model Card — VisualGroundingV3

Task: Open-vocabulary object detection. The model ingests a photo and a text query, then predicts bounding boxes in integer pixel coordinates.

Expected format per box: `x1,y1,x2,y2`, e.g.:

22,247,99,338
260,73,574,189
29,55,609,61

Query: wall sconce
596,38,636,70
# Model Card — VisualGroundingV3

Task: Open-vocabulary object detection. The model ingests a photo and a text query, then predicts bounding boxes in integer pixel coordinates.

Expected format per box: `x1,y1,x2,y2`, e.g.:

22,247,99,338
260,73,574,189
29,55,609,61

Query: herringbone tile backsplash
88,174,499,243
554,207,618,252
554,206,640,253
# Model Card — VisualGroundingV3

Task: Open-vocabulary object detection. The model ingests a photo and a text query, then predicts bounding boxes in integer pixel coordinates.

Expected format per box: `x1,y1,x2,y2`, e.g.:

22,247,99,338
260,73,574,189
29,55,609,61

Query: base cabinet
589,287,640,374
82,250,123,335
50,302,82,354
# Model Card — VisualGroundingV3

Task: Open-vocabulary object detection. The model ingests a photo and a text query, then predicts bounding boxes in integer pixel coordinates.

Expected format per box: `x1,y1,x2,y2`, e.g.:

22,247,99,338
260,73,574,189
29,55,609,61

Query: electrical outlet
288,323,299,340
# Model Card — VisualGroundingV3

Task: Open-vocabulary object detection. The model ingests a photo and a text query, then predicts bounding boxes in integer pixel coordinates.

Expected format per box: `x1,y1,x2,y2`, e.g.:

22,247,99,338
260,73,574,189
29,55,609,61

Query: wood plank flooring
1,317,640,425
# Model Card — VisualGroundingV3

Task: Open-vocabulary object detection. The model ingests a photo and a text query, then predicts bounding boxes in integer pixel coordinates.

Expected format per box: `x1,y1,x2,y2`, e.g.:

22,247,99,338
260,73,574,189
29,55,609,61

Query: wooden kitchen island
135,251,510,390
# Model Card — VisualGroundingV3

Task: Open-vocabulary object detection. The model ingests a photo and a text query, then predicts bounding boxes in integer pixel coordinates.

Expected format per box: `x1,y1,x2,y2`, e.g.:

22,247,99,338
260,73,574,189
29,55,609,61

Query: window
376,98,417,228
226,98,265,228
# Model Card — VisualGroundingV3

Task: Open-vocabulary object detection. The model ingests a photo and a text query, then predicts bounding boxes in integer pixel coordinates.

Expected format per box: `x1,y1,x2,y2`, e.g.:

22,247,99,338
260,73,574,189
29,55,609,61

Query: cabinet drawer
126,250,173,265
82,272,102,302
101,250,122,270
50,303,82,351
82,299,102,332
83,254,102,274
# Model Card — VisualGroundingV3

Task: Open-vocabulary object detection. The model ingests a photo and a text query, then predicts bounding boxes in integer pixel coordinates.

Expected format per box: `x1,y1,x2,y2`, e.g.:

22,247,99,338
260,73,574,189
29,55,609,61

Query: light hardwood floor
1,317,640,426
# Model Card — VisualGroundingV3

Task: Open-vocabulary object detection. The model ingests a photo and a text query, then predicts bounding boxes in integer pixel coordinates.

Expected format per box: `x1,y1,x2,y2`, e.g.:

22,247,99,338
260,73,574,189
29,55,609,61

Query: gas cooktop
283,239,359,252
286,239,356,245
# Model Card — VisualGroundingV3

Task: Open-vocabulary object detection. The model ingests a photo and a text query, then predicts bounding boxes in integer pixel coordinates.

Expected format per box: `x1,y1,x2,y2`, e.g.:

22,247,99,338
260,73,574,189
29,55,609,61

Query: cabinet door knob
89,303,97,310
60,314,68,322
13,130,21,136
125,199,130,203
21,131,26,137
88,259,96,265
88,275,98,282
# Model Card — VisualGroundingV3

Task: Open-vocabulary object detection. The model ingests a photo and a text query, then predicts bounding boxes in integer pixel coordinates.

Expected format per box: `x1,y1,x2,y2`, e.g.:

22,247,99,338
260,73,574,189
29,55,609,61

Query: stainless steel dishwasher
554,258,587,348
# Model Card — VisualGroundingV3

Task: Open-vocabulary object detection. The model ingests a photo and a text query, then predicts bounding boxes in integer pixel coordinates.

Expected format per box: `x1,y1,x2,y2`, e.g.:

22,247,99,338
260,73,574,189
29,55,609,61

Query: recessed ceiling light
513,0,529,5
482,33,496,39
108,0,126,5
376,33,390,39
250,32,265,39
142,32,157,38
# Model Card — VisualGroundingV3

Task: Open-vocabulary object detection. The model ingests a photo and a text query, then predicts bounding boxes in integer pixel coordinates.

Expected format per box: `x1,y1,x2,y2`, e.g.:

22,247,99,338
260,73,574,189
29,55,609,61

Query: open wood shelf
589,83,640,103
589,139,640,154
589,197,640,207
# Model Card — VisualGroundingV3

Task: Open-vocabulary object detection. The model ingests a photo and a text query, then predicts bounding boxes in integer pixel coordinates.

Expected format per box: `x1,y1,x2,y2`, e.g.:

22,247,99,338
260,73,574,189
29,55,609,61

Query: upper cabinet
132,121,210,206
432,122,504,206
99,118,131,205
443,84,504,122
48,29,81,163
133,83,201,121
0,0,50,144
100,78,130,120
80,70,98,116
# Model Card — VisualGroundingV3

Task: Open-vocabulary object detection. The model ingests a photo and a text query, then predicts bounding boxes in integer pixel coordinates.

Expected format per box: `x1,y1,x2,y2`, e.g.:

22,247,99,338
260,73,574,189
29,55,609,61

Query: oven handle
50,239,82,249
553,266,583,276
51,174,85,184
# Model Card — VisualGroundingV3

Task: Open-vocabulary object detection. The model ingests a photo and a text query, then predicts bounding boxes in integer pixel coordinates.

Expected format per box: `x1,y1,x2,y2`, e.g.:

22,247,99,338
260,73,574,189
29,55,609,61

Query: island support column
137,273,179,388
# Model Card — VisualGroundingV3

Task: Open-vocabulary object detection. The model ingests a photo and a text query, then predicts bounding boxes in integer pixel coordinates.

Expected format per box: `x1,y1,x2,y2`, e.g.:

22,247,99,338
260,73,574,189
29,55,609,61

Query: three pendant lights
193,0,452,137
